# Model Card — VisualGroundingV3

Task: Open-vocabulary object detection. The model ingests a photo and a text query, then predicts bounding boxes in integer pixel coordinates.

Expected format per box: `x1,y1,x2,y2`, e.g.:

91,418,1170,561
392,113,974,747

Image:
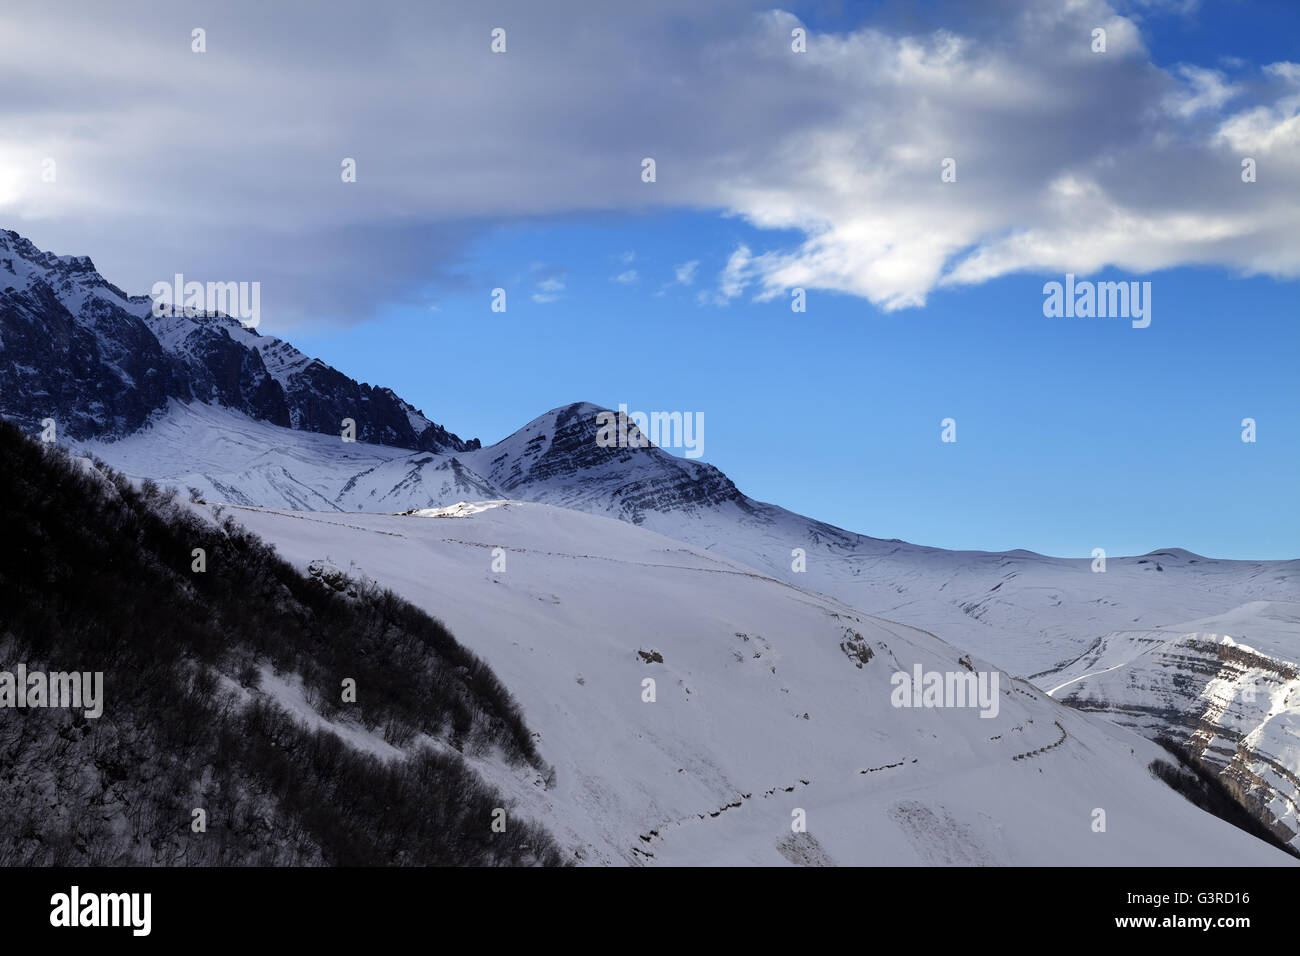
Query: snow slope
222,498,1291,865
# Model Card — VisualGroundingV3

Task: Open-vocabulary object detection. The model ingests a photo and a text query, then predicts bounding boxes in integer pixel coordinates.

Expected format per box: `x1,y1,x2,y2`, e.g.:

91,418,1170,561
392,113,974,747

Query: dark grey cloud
0,0,1295,325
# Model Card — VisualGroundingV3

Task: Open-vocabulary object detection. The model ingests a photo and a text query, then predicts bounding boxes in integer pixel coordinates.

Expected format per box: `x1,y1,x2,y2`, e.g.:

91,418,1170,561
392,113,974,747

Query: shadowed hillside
0,419,563,866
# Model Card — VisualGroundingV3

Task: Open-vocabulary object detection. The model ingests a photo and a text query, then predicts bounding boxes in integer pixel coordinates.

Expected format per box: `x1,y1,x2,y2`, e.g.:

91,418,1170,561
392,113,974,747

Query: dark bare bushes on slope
0,418,563,865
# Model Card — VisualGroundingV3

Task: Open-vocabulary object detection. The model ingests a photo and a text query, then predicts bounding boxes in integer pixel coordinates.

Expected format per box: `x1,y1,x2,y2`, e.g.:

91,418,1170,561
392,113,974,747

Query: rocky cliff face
464,401,752,522
0,229,477,453
0,233,181,439
1038,602,1300,852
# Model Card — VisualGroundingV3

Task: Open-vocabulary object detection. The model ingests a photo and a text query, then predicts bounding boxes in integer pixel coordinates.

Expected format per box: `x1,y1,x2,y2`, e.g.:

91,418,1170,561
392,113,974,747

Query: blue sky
289,208,1299,560
3,0,1297,558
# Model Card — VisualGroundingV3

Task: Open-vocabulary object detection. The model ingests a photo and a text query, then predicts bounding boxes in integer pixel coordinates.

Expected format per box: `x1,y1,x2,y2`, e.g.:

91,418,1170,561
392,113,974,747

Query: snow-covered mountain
0,229,477,452
76,398,1299,674
4,228,1298,861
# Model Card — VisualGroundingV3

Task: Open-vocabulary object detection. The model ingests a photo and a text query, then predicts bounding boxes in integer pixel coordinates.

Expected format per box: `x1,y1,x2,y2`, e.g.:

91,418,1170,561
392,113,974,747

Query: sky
1,0,1296,559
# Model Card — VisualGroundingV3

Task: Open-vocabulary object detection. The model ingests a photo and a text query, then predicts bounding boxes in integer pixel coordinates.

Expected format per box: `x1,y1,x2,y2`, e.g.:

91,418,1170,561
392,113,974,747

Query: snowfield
223,499,1292,865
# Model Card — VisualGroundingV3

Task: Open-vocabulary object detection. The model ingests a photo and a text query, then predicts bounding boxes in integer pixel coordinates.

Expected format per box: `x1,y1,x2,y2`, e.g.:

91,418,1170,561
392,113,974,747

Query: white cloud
1215,63,1300,153
0,0,1295,323
698,14,1300,310
1164,65,1239,118
613,269,638,283
673,260,699,285
717,247,753,303
532,275,565,302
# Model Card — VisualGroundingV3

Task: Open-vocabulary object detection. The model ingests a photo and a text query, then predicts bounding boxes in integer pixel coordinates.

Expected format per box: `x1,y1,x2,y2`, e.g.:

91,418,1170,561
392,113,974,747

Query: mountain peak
57,253,97,273
1,230,93,277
